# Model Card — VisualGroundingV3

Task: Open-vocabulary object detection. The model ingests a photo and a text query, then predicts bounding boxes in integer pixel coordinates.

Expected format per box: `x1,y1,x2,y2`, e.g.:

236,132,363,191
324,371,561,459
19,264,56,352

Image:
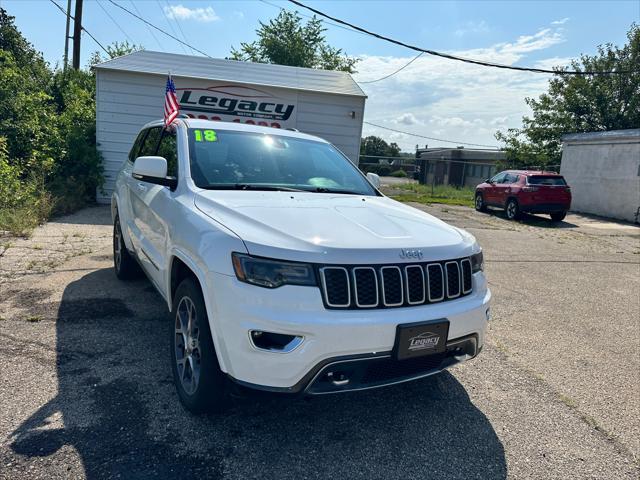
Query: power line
156,0,187,54
364,121,500,149
49,0,109,55
107,0,212,57
96,0,135,44
259,0,370,37
288,0,633,75
162,0,194,55
358,52,424,84
128,0,164,51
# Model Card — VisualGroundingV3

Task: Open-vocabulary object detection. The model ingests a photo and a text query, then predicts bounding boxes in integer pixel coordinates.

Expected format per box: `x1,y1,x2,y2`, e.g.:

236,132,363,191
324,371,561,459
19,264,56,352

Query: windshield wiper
308,187,363,195
202,183,306,192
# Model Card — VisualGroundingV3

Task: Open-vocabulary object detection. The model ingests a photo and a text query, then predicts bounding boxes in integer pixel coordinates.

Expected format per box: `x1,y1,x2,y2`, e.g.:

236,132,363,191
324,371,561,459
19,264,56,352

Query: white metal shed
94,50,367,203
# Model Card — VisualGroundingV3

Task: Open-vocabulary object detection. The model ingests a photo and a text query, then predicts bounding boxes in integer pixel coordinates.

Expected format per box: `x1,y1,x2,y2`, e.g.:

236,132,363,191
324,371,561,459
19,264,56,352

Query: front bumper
204,271,491,392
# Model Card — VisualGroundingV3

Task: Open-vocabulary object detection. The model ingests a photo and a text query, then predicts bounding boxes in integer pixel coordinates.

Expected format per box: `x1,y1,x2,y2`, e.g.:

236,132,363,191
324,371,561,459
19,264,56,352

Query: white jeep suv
112,119,491,412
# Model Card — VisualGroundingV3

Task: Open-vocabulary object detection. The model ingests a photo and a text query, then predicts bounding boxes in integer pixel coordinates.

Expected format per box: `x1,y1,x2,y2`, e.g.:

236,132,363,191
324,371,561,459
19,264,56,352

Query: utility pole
63,0,72,70
71,0,83,70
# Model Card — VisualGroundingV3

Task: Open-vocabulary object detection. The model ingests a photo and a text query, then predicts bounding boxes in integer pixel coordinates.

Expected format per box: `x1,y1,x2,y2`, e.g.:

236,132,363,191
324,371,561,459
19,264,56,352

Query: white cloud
454,20,490,37
551,17,570,25
164,4,220,22
353,26,568,151
394,113,421,125
232,11,245,20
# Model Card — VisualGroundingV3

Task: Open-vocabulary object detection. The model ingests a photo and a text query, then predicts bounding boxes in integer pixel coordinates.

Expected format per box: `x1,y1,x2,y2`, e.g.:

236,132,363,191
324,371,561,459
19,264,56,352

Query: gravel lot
1,204,638,479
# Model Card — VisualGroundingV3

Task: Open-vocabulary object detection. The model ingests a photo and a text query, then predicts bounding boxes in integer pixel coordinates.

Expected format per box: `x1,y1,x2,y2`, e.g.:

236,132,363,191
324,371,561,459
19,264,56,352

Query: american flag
164,74,179,126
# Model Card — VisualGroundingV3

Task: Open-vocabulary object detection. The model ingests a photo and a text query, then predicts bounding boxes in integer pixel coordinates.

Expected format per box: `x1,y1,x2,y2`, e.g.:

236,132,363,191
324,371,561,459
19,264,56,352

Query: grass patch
25,315,41,323
390,183,475,208
0,188,53,238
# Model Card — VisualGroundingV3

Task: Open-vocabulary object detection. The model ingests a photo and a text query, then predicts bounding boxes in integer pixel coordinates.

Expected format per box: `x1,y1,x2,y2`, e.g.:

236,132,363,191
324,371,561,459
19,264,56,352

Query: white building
94,50,366,202
560,129,640,223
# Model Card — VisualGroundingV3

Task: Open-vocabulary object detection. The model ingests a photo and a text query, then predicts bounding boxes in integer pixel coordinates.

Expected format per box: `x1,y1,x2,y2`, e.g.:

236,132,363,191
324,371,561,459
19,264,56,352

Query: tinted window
157,129,178,178
128,131,147,163
505,173,519,183
187,129,376,195
527,175,567,186
139,127,162,157
490,172,507,183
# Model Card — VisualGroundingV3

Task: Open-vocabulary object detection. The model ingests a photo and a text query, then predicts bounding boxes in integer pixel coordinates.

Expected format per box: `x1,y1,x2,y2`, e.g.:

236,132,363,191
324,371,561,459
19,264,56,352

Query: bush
0,137,52,235
390,169,408,178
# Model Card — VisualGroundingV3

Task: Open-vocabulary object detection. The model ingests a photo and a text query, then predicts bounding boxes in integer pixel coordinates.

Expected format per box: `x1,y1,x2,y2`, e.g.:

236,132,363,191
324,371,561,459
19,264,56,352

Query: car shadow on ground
9,267,506,479
481,208,578,229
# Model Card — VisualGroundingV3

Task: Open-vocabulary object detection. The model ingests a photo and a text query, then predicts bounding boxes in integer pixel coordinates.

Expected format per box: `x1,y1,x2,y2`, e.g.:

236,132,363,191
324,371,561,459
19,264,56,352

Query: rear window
527,175,567,186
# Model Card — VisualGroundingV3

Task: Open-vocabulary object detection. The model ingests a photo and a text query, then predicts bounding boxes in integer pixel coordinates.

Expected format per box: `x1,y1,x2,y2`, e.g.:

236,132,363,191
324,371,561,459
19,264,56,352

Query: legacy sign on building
177,83,297,129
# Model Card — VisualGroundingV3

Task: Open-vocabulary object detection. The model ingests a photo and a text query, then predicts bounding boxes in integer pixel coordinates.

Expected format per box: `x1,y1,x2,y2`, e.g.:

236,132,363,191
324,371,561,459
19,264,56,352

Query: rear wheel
475,193,487,212
550,212,567,222
505,199,520,220
171,277,228,413
113,215,141,280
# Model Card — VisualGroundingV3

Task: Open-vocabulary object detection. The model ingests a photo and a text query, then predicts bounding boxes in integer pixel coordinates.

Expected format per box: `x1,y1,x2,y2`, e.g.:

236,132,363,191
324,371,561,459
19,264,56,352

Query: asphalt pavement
0,204,638,479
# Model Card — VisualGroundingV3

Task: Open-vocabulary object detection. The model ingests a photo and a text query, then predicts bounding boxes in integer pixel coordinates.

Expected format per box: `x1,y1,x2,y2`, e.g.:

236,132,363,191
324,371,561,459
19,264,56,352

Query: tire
550,212,567,222
171,277,228,413
505,199,520,220
475,193,487,212
113,214,141,280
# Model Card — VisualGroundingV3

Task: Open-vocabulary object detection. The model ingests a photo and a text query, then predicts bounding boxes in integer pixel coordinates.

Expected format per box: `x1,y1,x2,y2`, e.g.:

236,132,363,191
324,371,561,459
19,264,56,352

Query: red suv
474,170,572,222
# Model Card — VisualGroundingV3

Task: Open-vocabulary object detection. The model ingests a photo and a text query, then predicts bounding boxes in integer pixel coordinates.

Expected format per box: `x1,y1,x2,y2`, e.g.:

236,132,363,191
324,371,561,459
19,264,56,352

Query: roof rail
286,128,300,132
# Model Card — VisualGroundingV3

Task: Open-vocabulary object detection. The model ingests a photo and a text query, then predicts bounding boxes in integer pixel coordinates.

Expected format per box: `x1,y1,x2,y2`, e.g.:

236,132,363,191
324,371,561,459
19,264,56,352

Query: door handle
136,183,147,192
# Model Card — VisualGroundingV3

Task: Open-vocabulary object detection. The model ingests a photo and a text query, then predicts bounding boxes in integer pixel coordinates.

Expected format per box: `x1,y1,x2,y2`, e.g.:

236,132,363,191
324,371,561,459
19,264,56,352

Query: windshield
187,128,377,195
527,175,567,186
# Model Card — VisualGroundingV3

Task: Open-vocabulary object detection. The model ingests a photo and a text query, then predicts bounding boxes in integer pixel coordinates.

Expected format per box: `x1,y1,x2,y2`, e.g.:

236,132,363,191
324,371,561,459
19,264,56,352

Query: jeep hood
194,191,476,264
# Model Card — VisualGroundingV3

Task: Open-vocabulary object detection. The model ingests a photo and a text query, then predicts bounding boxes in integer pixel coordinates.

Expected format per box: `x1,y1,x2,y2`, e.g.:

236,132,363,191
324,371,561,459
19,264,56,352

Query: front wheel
475,193,487,212
171,278,228,413
505,199,520,220
550,212,567,222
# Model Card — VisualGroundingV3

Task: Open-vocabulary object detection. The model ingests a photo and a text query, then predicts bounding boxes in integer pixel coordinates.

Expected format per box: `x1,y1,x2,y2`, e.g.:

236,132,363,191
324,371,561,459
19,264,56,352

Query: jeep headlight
232,253,317,288
471,250,484,273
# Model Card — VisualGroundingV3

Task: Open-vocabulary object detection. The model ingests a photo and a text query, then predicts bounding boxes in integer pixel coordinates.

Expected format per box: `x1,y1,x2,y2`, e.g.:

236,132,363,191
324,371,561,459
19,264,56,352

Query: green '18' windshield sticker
193,129,217,142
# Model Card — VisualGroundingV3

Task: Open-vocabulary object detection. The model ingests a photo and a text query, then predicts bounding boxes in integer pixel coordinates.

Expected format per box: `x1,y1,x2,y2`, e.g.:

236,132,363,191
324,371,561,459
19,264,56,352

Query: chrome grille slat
460,258,473,294
319,258,473,309
352,267,378,308
426,263,445,302
444,261,461,299
319,267,351,307
380,266,403,306
404,265,426,304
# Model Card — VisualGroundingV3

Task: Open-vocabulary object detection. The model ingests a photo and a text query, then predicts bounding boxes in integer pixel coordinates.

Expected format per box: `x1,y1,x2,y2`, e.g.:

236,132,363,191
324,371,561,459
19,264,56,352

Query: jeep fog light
249,330,303,353
485,308,491,321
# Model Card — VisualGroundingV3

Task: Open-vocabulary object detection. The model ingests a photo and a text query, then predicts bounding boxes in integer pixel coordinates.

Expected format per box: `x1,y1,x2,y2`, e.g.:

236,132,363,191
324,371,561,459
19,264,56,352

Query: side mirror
485,178,493,184
366,172,381,189
133,156,177,189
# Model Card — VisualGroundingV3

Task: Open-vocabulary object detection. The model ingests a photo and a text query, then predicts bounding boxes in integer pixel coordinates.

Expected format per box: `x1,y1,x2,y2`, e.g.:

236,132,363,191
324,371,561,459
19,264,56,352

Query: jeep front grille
319,258,474,310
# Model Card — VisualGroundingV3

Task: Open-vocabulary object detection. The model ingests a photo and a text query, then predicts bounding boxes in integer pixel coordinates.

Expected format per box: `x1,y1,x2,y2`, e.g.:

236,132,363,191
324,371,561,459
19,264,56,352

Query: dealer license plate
394,320,449,360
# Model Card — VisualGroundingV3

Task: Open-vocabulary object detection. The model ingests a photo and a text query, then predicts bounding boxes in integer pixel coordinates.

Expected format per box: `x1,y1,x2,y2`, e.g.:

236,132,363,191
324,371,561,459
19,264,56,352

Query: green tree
87,40,142,67
360,135,401,159
230,11,358,73
496,24,639,167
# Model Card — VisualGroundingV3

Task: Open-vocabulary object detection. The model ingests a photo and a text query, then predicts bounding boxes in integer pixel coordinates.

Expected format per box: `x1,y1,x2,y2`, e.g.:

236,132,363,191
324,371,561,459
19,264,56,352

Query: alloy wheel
174,296,201,395
507,201,517,219
475,195,483,210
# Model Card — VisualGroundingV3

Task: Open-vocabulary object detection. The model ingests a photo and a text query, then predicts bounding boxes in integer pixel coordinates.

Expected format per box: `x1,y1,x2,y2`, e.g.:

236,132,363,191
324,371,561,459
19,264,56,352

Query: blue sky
2,0,638,150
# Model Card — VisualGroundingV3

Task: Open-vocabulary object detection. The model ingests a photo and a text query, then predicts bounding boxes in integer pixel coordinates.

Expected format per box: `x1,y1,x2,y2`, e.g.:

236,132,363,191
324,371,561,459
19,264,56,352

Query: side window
490,172,506,183
504,173,517,184
139,127,162,157
128,131,147,163
157,129,178,178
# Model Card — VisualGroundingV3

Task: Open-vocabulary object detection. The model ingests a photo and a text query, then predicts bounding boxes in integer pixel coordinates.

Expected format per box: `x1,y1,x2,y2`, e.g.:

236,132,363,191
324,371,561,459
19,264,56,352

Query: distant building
560,129,640,223
415,147,506,188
